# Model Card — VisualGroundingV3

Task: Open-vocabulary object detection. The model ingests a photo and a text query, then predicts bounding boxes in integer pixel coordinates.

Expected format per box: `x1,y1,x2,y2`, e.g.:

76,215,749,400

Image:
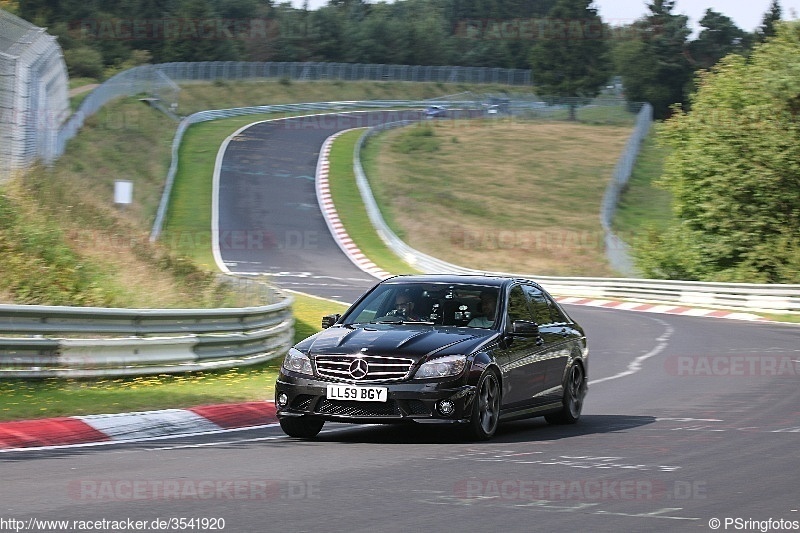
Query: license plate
326,384,388,402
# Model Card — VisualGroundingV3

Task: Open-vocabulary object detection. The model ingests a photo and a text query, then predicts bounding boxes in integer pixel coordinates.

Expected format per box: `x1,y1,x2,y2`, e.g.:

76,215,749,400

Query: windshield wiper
369,317,435,325
371,317,405,324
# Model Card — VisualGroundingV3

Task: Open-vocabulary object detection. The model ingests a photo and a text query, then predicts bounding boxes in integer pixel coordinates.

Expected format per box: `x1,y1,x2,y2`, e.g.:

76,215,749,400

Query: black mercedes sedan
275,274,588,440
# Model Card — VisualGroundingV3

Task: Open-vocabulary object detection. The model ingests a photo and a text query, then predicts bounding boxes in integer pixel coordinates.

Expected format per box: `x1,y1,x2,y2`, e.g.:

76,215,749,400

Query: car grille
315,354,415,382
290,394,314,411
404,400,431,416
317,399,402,417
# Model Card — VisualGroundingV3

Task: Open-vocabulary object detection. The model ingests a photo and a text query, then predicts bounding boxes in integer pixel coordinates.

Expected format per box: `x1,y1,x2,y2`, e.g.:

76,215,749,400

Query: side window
506,285,533,325
546,296,569,324
522,285,553,326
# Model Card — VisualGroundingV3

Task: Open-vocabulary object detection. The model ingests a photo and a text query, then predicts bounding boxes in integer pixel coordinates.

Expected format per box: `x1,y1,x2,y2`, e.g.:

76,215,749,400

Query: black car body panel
275,274,588,439
301,326,487,363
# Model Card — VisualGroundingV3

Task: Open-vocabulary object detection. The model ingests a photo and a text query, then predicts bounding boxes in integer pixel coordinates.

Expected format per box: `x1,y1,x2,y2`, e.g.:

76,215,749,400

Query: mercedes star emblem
349,358,369,380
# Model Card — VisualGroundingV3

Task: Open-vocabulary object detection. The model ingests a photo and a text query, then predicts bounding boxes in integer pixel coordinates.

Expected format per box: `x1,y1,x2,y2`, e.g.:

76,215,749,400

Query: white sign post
114,180,133,206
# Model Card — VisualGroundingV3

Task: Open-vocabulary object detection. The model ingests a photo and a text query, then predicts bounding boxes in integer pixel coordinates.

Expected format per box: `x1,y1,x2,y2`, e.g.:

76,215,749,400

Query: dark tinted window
522,285,552,325
344,281,500,326
507,285,533,324
546,296,569,324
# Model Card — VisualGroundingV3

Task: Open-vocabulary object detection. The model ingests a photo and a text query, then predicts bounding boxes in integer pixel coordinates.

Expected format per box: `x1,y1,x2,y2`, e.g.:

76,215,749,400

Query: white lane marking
589,318,675,385
265,272,373,282
656,418,723,422
594,508,700,521
145,423,366,451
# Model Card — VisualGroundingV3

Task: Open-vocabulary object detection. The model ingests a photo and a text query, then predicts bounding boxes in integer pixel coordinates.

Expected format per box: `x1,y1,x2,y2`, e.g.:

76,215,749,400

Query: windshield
344,282,500,328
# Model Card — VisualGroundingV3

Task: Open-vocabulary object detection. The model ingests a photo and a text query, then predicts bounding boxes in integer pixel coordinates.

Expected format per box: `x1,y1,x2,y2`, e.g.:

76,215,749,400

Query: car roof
380,274,536,288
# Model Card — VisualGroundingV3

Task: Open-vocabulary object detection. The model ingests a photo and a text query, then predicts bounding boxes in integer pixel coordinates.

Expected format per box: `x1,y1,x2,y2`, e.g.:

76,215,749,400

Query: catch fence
0,10,69,184
1,56,532,184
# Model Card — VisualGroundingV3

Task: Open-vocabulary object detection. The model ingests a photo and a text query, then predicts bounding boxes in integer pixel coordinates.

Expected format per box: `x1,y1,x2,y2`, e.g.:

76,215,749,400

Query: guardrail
531,277,800,314
0,277,294,378
352,123,800,315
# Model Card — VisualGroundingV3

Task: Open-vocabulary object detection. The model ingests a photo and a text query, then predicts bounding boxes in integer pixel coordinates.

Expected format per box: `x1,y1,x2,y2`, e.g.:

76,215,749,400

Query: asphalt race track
215,109,473,303
2,113,799,532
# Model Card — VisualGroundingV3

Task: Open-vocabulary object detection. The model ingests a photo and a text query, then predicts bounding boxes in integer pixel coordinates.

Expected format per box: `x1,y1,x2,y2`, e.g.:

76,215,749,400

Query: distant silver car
425,105,447,118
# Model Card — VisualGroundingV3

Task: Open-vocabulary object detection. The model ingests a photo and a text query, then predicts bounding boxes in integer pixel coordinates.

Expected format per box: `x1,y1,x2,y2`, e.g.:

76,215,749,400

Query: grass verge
611,131,675,246
161,113,278,268
326,129,421,275
365,118,633,277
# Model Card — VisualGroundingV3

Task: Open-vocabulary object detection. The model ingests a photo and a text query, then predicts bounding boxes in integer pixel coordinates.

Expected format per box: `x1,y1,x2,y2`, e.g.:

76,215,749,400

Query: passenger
468,290,498,327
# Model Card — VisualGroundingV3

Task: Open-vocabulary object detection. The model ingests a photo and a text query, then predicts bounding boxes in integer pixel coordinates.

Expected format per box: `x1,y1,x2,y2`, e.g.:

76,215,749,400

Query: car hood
302,325,494,361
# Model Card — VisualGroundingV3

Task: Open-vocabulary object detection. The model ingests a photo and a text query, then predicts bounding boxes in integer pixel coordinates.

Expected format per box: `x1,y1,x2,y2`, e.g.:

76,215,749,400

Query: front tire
279,417,324,438
545,363,585,425
466,370,502,440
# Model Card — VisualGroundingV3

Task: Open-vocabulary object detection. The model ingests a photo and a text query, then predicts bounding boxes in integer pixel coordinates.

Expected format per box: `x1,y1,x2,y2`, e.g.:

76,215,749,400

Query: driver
389,291,422,320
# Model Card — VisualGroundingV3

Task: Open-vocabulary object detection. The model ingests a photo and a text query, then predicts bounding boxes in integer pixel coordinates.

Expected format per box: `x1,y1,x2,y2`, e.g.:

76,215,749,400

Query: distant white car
487,105,499,115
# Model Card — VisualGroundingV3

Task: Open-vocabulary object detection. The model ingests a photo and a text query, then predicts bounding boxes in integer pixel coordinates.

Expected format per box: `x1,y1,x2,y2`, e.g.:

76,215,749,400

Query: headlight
414,355,467,379
283,348,313,376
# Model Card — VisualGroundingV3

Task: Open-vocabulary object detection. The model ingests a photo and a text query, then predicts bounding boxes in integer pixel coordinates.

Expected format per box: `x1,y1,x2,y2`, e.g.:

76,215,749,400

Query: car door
494,284,551,409
522,285,572,395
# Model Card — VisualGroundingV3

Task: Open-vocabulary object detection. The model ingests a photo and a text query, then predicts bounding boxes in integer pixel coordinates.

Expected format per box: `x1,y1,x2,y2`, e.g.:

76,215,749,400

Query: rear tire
466,370,501,440
545,363,585,425
279,417,324,438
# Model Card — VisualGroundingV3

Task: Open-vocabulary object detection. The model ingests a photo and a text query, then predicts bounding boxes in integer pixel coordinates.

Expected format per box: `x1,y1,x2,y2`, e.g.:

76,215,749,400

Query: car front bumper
275,372,477,424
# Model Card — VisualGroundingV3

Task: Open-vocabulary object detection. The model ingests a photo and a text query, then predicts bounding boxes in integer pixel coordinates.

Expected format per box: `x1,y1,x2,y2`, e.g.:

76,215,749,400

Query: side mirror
321,314,341,329
512,320,541,337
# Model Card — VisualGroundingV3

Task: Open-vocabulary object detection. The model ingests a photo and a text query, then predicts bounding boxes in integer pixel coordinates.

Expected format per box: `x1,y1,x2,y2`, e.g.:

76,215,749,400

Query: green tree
349,3,412,64
687,9,750,70
615,0,693,119
756,0,782,42
404,0,455,65
0,0,21,15
266,3,310,61
461,38,513,68
126,0,176,63
212,0,264,19
528,0,611,117
306,6,346,61
160,0,238,62
635,21,800,283
63,45,104,78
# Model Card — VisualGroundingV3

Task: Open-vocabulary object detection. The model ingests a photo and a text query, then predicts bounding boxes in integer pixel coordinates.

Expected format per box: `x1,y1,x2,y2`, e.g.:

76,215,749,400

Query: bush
64,46,104,79
391,124,441,154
